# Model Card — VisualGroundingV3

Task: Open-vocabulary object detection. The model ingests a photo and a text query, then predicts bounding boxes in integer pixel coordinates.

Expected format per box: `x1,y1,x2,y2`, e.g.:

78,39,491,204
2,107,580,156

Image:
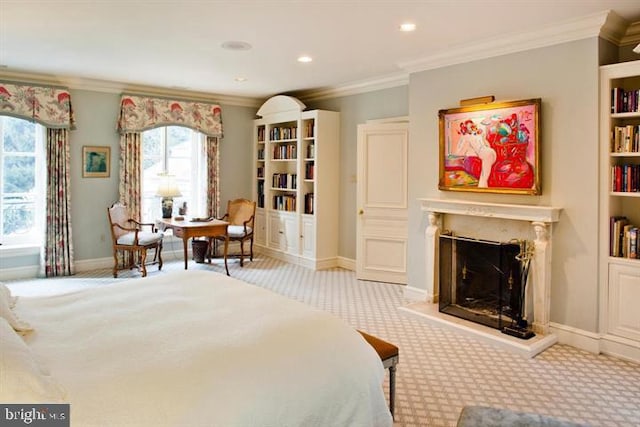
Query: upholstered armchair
107,202,163,278
212,198,256,267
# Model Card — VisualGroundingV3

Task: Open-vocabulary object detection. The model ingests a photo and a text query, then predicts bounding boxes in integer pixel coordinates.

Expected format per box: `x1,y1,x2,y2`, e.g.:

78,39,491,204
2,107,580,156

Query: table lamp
157,174,182,218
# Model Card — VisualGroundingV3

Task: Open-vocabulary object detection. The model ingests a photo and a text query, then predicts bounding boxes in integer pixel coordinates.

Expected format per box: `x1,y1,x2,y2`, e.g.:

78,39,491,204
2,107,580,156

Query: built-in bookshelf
252,95,339,269
599,60,640,347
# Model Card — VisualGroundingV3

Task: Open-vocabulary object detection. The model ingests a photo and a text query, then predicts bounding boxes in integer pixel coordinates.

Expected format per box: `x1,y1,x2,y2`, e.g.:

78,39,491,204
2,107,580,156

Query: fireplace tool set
502,239,536,340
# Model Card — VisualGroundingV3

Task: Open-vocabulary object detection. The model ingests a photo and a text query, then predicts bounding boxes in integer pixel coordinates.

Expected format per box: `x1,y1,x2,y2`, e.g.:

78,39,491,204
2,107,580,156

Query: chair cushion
227,225,252,238
116,231,163,246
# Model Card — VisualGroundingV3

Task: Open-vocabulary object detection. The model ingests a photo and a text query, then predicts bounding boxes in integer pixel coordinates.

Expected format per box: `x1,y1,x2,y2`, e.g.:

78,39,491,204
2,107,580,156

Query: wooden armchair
107,202,163,278
212,198,256,267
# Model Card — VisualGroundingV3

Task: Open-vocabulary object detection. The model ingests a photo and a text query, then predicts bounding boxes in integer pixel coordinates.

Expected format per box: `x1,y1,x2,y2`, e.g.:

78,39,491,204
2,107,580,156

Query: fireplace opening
439,234,524,331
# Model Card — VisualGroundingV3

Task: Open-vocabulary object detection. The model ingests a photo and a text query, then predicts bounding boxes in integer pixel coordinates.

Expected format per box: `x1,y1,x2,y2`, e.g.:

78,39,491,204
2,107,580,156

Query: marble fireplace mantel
404,198,562,357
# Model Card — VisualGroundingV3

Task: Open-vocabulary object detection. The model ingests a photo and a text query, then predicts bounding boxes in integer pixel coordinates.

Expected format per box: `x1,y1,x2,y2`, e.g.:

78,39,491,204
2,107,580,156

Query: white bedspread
15,270,392,427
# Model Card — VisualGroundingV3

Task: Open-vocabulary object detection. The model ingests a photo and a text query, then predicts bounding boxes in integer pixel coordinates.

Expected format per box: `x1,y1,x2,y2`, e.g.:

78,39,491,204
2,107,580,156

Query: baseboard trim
1,248,190,280
549,322,601,354
550,322,639,363
255,245,339,270
403,286,428,301
337,256,355,271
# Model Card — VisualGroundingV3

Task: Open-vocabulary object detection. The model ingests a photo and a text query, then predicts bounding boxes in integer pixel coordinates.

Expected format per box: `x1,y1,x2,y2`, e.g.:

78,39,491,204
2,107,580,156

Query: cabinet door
281,214,299,253
301,217,315,258
608,263,640,341
268,213,283,250
255,210,266,246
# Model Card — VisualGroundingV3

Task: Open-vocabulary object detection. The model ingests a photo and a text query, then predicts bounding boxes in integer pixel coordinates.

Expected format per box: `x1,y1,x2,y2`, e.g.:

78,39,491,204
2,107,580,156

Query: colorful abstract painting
438,98,541,195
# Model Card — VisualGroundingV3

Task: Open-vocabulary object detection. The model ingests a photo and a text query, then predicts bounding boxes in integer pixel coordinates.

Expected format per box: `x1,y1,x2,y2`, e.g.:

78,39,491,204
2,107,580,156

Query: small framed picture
439,98,541,195
82,146,110,178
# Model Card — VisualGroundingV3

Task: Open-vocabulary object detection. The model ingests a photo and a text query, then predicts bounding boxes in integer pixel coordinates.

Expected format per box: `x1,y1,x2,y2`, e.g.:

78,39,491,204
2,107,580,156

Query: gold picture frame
438,98,541,195
82,146,110,178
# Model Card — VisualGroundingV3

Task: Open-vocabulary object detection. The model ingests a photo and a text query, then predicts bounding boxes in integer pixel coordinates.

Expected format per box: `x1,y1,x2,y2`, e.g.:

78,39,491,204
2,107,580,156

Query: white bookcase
253,95,339,269
599,60,640,355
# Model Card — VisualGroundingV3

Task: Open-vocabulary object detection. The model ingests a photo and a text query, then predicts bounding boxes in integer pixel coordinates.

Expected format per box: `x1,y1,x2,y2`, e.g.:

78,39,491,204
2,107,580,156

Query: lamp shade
156,174,182,198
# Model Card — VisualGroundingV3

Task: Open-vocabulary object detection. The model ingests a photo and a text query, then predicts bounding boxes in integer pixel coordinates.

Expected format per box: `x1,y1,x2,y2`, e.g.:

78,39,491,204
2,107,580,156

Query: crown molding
398,10,615,74
620,21,640,45
297,72,408,102
0,69,262,108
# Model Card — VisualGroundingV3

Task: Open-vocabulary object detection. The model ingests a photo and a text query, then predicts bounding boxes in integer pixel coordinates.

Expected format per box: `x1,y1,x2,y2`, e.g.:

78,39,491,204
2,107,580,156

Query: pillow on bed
0,284,33,332
0,317,67,403
0,283,19,308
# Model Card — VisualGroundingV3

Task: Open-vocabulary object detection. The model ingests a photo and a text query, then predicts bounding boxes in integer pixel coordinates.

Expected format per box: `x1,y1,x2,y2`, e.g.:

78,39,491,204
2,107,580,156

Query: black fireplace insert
439,234,523,331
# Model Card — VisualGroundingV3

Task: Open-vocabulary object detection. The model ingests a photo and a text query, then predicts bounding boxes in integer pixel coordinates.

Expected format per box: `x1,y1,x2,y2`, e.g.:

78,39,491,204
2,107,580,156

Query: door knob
358,209,364,215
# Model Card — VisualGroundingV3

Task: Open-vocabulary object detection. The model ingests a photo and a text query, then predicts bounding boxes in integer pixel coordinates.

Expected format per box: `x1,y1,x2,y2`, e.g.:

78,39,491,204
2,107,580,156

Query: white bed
3,270,392,427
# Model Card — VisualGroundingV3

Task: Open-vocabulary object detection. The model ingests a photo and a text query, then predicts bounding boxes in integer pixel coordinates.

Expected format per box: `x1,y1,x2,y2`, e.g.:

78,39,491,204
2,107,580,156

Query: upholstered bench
357,330,399,419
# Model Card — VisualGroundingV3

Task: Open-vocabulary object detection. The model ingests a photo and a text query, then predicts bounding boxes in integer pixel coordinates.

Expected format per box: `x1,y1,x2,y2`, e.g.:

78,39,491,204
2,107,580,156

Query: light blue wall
408,38,601,332
306,86,409,259
0,88,255,273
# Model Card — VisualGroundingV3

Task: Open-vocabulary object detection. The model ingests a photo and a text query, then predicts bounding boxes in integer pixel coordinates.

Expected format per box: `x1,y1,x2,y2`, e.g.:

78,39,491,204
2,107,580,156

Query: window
0,116,45,246
141,126,207,222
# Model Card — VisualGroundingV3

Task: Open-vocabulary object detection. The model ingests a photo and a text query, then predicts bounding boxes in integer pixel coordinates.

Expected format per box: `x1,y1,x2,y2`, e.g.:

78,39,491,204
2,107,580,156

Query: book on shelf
272,143,297,160
270,126,297,141
611,124,639,153
629,227,638,259
306,142,315,159
271,173,297,189
273,194,296,211
304,121,314,138
611,164,640,192
612,88,640,114
305,163,315,180
611,216,628,257
304,192,314,214
610,216,639,259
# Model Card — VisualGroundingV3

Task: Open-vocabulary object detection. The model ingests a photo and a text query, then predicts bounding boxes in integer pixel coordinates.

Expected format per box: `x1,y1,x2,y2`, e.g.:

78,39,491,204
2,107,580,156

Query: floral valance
0,81,75,129
117,94,223,137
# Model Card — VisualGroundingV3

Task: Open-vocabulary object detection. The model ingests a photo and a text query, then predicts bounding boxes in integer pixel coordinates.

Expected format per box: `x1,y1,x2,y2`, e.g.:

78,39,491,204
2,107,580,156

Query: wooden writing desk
157,218,229,275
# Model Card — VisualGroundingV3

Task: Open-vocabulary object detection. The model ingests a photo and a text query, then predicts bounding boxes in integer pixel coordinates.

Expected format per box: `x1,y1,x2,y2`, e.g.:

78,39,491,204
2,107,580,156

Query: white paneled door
356,120,408,284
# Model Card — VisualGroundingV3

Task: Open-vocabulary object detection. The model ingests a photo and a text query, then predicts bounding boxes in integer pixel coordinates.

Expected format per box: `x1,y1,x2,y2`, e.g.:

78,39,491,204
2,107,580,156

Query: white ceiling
2,1,640,100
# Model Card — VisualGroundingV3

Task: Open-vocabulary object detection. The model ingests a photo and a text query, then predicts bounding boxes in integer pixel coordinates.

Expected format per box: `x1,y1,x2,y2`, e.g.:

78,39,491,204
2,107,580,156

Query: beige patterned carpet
6,254,640,427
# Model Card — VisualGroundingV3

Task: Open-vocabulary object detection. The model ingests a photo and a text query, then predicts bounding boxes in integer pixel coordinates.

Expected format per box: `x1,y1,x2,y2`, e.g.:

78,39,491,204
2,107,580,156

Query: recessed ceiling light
234,76,247,82
297,55,312,63
221,41,252,51
399,22,416,32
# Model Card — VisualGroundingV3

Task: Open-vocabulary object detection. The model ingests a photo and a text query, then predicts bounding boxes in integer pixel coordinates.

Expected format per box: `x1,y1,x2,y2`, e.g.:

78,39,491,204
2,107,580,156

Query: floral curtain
0,81,75,277
117,94,222,137
205,136,220,218
116,94,223,224
118,132,142,220
42,128,75,277
0,82,75,128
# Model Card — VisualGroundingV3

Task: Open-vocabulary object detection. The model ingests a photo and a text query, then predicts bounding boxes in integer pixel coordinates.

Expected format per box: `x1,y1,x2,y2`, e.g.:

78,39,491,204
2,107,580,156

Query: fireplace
439,235,524,331
398,199,562,357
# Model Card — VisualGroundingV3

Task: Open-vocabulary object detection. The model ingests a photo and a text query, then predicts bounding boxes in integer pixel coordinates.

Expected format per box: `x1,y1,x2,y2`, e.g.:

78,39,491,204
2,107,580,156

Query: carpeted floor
6,254,640,427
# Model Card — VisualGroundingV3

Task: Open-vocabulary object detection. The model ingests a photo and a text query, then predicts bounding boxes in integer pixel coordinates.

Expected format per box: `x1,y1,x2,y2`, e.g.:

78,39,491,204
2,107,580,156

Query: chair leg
250,236,254,261
239,240,245,267
389,365,396,420
157,242,163,270
224,237,230,276
139,249,148,277
112,251,119,278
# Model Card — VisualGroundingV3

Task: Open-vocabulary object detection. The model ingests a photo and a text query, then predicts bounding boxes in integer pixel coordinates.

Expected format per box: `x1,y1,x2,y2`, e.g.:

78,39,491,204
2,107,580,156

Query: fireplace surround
401,199,562,357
